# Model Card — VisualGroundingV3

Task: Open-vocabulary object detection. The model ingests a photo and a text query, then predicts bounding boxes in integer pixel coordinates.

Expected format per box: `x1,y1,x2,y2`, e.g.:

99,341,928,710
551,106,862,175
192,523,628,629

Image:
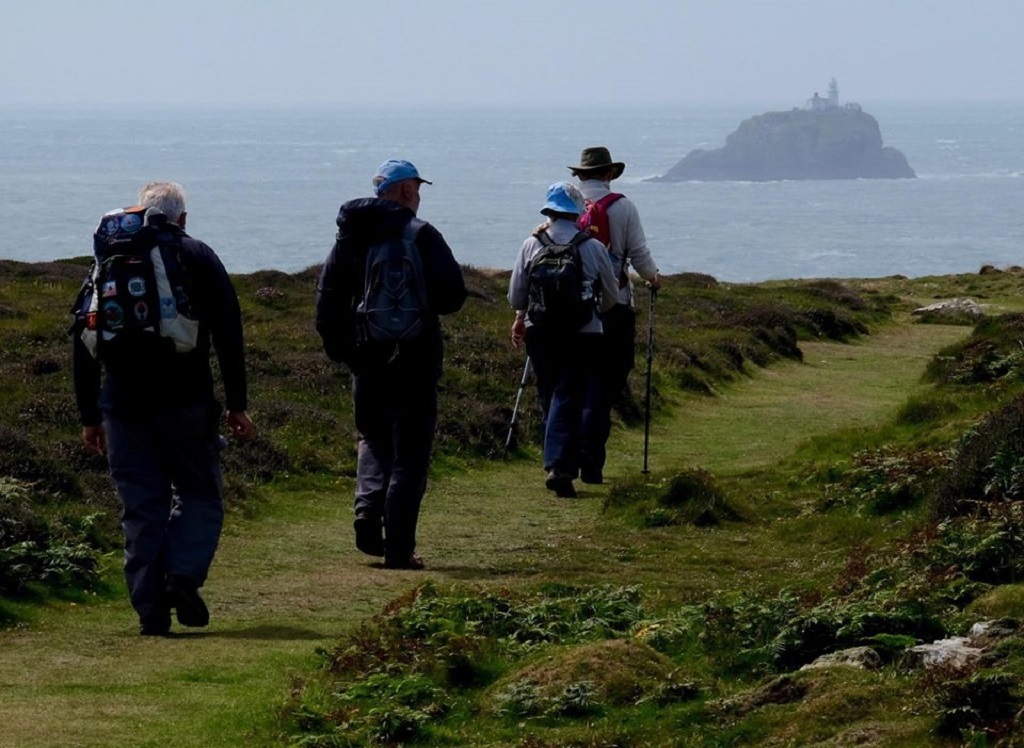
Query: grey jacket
577,179,660,306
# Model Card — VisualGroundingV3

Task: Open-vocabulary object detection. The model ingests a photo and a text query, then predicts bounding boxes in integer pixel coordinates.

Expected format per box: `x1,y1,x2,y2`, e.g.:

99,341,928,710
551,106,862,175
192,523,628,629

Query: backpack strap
595,193,629,289
535,229,590,249
405,216,426,242
403,217,429,311
595,192,624,210
567,232,589,283
568,231,591,249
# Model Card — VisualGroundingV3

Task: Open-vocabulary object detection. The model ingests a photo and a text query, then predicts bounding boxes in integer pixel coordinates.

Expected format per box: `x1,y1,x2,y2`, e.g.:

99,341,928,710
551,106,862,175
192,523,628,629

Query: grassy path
0,321,966,747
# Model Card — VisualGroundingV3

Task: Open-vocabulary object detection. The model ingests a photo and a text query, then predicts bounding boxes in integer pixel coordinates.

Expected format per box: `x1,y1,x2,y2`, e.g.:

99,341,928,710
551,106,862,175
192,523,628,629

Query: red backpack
577,192,623,246
577,192,628,287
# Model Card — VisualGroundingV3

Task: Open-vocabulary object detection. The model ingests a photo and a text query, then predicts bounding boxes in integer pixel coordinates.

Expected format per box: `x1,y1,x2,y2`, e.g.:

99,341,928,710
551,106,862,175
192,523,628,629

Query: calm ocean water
1,103,1021,282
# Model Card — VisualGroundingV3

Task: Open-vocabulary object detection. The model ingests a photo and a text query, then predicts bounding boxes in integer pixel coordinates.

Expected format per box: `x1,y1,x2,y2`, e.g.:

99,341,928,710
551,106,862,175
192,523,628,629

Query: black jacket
72,227,248,426
315,198,466,373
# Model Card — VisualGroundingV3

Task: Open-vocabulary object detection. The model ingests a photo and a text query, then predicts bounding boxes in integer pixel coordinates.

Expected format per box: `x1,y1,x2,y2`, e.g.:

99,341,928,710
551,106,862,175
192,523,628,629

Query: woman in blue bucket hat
507,182,619,498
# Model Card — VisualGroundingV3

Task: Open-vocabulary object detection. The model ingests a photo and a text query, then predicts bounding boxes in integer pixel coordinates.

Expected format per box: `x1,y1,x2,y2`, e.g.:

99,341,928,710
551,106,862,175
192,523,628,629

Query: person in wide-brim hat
568,146,625,181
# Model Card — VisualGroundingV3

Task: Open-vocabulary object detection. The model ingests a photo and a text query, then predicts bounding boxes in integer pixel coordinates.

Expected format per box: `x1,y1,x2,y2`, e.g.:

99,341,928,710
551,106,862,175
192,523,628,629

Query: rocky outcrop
799,646,883,672
651,107,915,182
911,298,986,319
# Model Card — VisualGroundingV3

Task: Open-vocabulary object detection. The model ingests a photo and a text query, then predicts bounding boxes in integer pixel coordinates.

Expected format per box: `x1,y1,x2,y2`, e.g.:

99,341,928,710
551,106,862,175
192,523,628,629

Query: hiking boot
166,575,210,628
139,609,171,637
354,511,385,557
579,453,603,485
384,553,425,570
545,470,577,498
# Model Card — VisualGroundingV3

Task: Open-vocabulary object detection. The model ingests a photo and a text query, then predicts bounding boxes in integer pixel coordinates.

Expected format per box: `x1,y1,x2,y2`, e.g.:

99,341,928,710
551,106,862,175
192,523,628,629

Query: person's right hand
227,411,257,441
511,316,526,349
82,424,107,456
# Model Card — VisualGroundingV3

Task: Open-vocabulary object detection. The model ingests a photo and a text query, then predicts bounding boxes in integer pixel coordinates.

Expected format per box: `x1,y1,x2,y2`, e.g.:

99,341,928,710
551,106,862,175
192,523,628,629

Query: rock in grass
911,298,985,319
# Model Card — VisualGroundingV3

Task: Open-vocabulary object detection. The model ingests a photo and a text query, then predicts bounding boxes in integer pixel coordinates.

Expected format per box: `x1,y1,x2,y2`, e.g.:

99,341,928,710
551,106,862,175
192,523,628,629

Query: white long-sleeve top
577,178,660,306
508,218,618,334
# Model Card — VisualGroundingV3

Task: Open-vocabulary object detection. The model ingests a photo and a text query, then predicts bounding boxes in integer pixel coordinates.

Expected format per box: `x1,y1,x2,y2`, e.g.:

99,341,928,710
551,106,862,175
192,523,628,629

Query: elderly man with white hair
72,180,255,636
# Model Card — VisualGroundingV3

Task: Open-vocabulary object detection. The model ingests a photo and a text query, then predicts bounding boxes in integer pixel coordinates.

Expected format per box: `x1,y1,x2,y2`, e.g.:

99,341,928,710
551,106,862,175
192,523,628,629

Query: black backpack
74,206,197,362
526,230,595,333
355,217,429,345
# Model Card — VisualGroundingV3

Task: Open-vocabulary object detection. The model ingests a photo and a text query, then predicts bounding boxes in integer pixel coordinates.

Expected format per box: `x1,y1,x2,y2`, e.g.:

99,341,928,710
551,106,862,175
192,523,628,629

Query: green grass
8,262,1024,745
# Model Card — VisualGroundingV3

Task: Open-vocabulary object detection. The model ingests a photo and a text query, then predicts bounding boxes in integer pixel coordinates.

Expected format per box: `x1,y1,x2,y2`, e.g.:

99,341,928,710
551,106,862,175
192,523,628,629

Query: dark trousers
600,303,637,397
526,329,610,477
352,360,439,560
104,406,224,623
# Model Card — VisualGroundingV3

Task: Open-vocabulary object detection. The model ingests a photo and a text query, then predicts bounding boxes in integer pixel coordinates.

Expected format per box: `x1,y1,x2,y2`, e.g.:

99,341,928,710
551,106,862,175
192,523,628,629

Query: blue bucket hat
373,159,432,196
541,181,585,216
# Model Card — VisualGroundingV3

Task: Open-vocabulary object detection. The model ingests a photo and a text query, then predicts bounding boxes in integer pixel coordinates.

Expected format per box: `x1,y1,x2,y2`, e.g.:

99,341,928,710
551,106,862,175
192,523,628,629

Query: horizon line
1,97,1024,113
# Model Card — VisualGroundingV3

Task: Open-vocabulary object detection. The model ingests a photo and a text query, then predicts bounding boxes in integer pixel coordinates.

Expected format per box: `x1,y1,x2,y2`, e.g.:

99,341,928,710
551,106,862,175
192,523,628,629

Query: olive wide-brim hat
568,146,626,180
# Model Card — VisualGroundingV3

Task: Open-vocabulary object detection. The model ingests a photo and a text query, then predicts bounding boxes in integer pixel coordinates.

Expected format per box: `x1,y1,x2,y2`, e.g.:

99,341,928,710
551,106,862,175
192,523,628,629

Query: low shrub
933,394,1024,517
934,671,1021,739
925,313,1024,386
821,446,948,515
895,393,962,426
605,468,744,528
287,584,649,745
932,506,1024,585
0,478,101,595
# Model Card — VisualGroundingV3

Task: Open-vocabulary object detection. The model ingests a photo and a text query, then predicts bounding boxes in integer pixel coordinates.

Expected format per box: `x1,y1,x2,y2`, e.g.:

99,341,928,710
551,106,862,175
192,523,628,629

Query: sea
1,102,1021,282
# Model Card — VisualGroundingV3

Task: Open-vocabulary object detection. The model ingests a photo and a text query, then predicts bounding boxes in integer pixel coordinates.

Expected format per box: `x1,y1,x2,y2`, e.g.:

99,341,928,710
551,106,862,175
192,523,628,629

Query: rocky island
651,80,915,182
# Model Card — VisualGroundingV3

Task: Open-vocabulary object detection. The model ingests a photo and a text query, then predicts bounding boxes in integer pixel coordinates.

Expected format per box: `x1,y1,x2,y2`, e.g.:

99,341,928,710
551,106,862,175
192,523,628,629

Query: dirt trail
0,322,966,748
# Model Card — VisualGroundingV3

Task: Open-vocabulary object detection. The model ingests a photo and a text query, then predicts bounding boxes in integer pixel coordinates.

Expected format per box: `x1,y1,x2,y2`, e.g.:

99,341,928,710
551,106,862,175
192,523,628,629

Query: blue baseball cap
541,181,585,216
372,159,432,196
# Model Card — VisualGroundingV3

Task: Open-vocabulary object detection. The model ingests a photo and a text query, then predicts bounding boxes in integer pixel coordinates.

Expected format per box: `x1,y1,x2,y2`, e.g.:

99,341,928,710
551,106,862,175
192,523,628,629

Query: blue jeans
104,406,224,622
352,359,439,560
526,331,610,476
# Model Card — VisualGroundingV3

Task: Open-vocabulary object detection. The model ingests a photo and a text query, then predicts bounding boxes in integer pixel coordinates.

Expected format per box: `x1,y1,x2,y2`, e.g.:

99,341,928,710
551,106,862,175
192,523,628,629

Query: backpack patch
526,231,595,333
356,218,428,344
75,206,198,361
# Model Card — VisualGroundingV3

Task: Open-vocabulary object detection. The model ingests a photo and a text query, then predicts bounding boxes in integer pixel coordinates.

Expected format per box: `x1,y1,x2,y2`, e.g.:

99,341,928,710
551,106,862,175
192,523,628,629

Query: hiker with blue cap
316,158,466,570
507,182,618,498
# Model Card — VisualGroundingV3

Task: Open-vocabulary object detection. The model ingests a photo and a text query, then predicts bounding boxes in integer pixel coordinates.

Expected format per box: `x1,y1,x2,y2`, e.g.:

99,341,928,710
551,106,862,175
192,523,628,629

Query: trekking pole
643,286,657,474
505,356,532,452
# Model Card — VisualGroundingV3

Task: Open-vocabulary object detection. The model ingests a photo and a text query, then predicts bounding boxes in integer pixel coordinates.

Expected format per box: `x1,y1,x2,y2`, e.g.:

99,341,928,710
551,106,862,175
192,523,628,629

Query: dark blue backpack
355,217,428,344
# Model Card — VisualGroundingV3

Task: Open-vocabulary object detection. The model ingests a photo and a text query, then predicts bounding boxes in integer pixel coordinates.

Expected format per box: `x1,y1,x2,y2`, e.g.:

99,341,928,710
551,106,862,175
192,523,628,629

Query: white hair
137,181,187,223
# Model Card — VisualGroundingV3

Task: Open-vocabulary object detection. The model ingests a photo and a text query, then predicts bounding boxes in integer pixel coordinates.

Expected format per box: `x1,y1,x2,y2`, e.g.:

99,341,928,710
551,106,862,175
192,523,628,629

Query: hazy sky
2,0,1021,107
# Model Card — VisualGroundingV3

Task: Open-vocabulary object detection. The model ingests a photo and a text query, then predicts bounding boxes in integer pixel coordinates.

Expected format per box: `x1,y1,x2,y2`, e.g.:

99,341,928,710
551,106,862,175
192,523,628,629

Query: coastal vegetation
5,258,1024,745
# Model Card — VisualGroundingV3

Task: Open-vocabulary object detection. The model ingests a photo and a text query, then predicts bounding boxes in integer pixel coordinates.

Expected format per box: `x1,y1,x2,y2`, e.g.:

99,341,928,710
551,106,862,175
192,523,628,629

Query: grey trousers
352,362,438,560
